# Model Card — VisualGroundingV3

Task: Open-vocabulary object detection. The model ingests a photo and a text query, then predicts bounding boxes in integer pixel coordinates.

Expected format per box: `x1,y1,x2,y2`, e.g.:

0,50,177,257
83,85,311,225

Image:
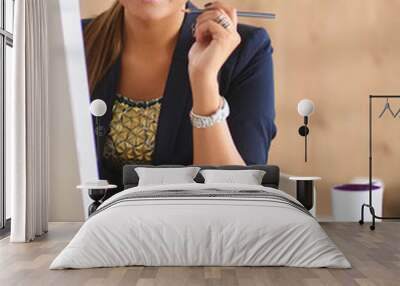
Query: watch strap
190,97,230,128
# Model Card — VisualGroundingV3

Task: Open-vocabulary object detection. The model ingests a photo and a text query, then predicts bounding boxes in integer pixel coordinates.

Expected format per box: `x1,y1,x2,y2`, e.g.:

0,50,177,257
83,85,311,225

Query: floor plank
0,222,399,286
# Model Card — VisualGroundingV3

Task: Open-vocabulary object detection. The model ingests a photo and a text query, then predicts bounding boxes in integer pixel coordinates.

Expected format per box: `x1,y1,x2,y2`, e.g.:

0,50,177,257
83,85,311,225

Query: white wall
47,0,84,221
5,44,13,220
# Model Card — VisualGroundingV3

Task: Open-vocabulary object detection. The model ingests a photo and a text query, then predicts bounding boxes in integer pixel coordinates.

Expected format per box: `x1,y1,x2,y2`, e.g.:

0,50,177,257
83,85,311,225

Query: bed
50,165,350,269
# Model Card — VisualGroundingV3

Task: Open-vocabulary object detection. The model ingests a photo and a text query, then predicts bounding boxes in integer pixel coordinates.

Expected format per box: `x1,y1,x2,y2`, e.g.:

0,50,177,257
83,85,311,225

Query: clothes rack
359,95,400,230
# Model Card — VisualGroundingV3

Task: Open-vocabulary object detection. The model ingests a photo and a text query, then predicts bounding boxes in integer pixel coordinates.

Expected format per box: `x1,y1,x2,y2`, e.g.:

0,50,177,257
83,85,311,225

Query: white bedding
50,183,350,269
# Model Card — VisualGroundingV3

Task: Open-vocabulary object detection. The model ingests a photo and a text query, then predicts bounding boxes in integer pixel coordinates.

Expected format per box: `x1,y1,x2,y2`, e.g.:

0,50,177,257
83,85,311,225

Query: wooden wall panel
79,0,400,217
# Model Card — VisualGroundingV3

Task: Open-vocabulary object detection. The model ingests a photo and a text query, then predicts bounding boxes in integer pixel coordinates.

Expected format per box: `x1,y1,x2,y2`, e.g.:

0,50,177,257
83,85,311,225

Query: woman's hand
188,1,241,80
188,1,241,115
187,2,245,165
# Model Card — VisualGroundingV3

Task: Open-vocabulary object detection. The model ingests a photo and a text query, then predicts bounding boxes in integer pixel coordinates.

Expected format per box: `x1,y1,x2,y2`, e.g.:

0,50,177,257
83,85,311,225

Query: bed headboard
123,165,280,189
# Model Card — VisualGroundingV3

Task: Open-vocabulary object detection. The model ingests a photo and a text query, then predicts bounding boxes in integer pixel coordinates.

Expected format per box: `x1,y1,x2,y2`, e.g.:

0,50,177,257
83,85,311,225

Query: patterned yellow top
103,94,162,170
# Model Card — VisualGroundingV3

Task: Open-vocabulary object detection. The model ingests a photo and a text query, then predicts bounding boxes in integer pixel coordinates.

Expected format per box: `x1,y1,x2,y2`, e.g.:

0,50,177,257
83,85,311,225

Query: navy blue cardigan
83,2,276,189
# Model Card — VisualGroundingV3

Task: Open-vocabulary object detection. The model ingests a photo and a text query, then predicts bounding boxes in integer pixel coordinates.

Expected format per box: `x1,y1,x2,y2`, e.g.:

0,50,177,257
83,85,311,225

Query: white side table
77,183,117,216
289,177,321,211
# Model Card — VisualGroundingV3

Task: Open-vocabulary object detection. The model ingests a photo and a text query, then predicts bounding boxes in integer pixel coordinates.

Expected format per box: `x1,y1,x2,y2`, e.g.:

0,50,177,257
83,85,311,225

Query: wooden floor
0,222,399,286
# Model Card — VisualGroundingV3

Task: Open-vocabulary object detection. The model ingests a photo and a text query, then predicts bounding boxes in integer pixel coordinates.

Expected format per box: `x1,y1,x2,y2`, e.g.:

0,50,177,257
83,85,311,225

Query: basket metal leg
369,206,376,231
359,203,375,230
359,204,366,225
360,203,400,230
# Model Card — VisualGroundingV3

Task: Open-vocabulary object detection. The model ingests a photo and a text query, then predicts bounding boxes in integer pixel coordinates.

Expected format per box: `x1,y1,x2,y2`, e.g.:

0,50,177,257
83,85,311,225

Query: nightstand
77,182,117,216
289,177,321,211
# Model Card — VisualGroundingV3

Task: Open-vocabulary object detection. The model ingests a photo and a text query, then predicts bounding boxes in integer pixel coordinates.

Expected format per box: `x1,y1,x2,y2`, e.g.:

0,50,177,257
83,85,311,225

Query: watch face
190,97,230,128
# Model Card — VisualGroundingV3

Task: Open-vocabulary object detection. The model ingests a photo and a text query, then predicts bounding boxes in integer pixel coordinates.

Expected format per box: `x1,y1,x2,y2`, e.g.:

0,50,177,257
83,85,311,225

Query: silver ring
215,14,231,29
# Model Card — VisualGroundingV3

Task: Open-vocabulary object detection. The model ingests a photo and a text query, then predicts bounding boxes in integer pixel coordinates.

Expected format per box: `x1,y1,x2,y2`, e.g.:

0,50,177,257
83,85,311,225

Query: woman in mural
82,0,276,192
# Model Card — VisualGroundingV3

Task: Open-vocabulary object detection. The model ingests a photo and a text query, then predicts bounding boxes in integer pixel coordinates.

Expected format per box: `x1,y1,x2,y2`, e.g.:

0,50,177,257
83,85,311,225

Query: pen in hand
182,7,276,20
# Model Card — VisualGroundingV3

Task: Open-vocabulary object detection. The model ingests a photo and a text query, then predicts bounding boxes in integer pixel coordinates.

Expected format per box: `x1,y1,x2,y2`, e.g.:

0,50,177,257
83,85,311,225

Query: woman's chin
135,11,169,21
123,0,185,21
134,7,175,21
141,0,162,3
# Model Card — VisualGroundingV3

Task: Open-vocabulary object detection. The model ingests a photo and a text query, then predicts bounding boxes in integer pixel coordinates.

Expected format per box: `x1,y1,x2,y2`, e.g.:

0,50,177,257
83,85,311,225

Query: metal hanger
378,98,396,118
394,106,400,118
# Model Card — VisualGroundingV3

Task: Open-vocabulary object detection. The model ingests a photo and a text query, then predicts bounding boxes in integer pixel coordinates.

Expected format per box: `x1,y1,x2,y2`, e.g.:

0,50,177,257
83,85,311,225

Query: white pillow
200,169,266,185
135,167,200,186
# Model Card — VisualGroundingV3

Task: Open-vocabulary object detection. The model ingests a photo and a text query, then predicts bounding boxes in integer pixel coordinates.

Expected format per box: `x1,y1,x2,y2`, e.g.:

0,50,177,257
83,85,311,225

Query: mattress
50,183,350,269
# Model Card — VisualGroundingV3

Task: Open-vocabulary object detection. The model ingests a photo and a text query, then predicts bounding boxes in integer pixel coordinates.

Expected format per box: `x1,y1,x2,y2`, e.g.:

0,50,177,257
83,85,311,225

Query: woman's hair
83,2,124,94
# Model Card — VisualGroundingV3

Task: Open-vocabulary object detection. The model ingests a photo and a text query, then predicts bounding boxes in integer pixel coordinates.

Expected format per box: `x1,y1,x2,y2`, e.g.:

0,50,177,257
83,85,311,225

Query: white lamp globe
90,99,107,117
297,99,315,117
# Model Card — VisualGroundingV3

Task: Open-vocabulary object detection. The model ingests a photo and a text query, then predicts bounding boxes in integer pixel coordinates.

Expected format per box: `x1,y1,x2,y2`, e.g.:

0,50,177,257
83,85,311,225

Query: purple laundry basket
331,183,383,222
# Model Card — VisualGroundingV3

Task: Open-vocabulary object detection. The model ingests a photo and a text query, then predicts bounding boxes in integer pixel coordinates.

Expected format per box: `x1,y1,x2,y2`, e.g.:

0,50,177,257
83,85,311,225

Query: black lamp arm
298,116,310,137
298,116,310,162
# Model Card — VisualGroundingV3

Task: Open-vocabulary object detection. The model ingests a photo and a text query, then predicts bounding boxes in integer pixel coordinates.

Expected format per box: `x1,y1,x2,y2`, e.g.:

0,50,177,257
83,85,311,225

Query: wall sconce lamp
297,99,315,162
90,99,107,157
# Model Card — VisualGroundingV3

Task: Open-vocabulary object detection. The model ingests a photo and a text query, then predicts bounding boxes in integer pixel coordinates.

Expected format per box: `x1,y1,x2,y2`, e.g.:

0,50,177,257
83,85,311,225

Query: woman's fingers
195,8,233,31
194,18,229,44
204,1,238,27
196,9,226,26
194,1,240,45
188,2,242,87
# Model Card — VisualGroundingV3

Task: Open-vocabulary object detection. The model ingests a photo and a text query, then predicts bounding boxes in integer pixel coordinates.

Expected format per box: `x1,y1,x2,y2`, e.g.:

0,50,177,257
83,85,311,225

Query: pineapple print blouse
102,94,162,173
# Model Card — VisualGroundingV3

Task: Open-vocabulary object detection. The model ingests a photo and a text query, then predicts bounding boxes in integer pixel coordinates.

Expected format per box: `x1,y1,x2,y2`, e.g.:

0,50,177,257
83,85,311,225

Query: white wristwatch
190,97,230,128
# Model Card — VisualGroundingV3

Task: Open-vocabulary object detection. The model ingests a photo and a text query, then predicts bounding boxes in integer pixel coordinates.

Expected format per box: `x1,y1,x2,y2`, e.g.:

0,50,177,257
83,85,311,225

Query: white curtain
10,0,49,242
